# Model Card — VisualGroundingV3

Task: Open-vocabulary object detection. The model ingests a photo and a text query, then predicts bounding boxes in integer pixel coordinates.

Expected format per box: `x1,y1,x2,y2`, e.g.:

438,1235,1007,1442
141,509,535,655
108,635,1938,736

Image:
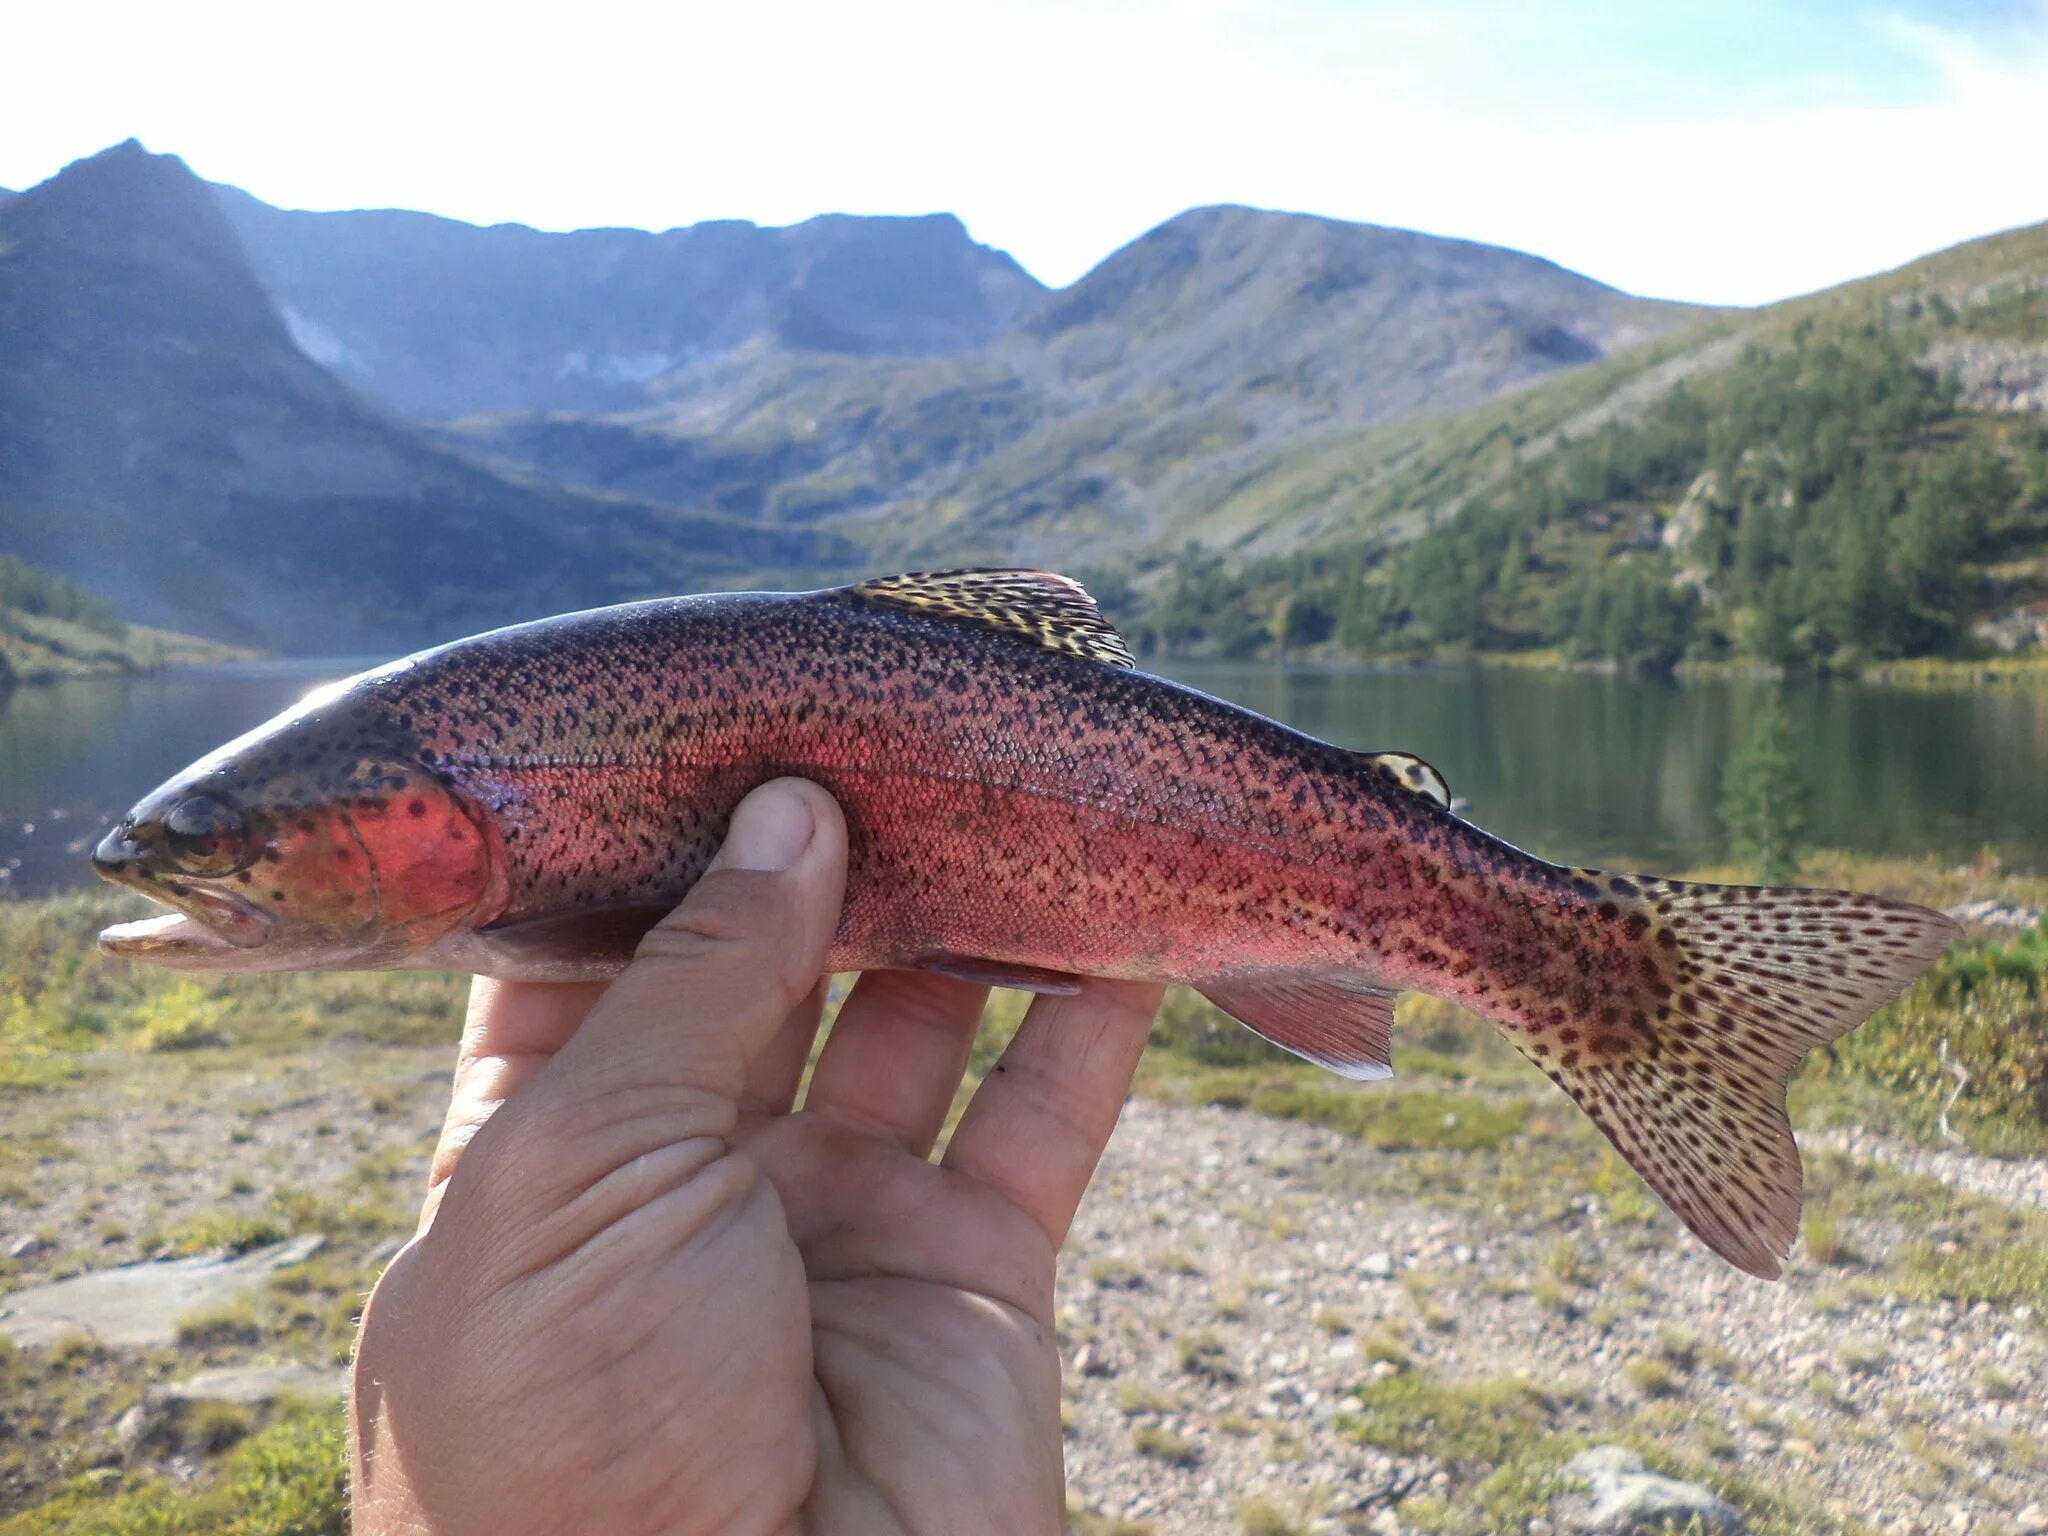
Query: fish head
92,677,504,972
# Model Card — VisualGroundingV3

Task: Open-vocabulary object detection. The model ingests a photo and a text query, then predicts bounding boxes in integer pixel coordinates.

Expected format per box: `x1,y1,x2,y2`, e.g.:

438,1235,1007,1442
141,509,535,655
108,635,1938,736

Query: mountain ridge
213,184,1046,420
11,137,2034,669
442,199,1706,574
0,141,849,651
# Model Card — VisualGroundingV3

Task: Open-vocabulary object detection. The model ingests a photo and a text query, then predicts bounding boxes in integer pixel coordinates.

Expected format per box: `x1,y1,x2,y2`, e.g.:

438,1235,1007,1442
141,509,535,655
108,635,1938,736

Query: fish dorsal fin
845,569,1136,667
1359,751,1450,810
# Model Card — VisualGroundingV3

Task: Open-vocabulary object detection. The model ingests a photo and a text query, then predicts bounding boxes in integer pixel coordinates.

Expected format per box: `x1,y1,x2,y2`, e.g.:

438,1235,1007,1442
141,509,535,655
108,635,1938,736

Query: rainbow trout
93,571,1954,1276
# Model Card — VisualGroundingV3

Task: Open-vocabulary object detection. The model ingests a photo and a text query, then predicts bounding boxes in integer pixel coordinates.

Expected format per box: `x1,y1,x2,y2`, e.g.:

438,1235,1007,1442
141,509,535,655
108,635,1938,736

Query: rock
1360,1252,1395,1279
2015,1503,2046,1536
6,1234,51,1261
115,1361,347,1459
0,1235,324,1347
1943,899,2044,937
1556,1446,1748,1535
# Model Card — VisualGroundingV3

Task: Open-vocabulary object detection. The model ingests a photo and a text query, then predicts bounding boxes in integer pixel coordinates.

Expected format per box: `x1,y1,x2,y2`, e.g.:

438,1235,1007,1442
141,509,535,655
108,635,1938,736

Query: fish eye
159,794,251,877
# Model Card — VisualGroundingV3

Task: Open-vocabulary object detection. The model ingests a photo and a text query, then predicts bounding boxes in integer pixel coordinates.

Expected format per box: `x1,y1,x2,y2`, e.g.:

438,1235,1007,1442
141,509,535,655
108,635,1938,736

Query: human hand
350,778,1165,1535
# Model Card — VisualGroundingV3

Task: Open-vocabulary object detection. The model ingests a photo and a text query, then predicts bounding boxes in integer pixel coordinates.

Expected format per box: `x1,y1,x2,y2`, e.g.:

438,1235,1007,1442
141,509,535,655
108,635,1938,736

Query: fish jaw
92,832,278,966
99,908,259,969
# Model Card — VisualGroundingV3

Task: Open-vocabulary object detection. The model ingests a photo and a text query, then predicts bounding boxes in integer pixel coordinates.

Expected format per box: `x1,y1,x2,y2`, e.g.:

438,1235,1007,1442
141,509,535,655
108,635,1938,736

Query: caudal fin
1508,876,1956,1278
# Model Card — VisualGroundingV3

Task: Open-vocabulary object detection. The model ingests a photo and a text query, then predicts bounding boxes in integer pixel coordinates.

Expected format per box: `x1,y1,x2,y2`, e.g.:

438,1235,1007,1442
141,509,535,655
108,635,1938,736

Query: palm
357,963,1157,1535
747,1118,1068,1531
351,786,1160,1536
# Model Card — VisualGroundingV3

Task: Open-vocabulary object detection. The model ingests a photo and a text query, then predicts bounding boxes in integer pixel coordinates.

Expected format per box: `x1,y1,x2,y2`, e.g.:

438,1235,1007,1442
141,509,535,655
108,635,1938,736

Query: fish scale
93,569,1957,1279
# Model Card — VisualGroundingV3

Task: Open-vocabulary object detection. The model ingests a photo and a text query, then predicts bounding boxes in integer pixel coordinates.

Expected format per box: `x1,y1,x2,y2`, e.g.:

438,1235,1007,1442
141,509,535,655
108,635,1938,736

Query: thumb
539,776,848,1110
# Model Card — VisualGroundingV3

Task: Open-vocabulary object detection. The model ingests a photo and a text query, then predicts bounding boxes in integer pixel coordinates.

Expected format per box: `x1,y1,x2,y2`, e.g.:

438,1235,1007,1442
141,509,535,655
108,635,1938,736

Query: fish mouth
98,886,275,961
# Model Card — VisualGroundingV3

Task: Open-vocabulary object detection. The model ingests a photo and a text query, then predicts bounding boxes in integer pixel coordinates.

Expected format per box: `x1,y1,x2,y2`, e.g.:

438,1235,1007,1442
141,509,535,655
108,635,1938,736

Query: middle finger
800,969,991,1156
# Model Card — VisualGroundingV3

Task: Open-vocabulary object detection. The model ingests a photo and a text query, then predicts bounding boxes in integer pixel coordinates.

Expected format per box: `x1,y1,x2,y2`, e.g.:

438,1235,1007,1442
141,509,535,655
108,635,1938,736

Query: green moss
1177,1068,1530,1153
1337,1374,1552,1465
0,1406,346,1535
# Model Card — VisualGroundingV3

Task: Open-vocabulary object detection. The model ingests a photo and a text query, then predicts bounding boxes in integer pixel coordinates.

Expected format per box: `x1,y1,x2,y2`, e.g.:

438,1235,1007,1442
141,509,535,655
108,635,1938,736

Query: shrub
1808,927,2047,1149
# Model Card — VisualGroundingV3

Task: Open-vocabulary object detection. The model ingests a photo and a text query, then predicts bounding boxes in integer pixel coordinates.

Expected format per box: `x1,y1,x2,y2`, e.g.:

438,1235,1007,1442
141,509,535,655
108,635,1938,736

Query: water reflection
1,659,2042,897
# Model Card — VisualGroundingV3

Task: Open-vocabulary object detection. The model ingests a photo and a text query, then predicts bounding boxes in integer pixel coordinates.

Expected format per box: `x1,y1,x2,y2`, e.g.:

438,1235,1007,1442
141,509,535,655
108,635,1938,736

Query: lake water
1,659,2043,898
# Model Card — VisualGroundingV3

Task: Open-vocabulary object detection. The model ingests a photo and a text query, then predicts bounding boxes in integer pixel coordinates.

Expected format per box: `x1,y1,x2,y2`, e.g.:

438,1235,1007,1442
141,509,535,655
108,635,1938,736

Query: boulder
1555,1446,1748,1536
115,1361,348,1459
0,1234,324,1347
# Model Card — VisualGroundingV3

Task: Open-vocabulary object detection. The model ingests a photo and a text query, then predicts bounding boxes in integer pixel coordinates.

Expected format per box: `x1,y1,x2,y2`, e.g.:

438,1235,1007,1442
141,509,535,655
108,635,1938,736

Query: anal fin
1197,971,1398,1080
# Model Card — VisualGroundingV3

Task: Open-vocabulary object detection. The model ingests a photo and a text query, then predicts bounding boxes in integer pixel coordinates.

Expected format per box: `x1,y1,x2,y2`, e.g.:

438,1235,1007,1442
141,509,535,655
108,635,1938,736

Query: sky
3,0,2045,305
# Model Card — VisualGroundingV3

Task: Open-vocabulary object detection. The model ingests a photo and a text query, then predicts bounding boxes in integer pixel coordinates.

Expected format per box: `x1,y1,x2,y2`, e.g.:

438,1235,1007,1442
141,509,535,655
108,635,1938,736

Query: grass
1114,1382,1180,1417
1068,1510,1154,1536
1164,1067,1530,1153
1177,1330,1239,1383
1130,1424,1198,1466
1623,1356,1683,1400
1339,1371,1865,1536
1337,1373,1554,1467
0,1407,345,1536
1237,1501,1307,1536
147,1213,289,1259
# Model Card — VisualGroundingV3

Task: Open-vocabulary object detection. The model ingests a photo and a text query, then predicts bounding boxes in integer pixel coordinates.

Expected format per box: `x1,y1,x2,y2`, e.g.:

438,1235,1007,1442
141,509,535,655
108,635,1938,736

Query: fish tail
1503,874,1957,1278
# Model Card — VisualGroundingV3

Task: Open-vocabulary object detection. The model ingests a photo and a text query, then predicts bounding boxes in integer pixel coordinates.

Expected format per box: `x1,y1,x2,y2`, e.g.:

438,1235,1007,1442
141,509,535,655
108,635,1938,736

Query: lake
1,659,2043,899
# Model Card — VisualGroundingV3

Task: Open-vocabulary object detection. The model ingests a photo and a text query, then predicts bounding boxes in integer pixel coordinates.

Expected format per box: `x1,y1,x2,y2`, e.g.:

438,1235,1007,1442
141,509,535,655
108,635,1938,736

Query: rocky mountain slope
215,188,1045,420
0,142,848,651
447,204,1702,570
1154,218,2048,668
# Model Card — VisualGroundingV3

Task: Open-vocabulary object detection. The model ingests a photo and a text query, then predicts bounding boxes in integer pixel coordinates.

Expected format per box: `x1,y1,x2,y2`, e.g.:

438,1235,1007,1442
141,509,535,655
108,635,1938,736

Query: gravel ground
1056,1099,2047,1536
1803,1129,2048,1214
4,1051,2044,1534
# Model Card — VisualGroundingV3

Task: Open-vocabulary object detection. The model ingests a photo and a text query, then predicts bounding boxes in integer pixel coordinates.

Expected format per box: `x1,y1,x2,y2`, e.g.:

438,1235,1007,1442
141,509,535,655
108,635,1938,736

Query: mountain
0,141,849,651
213,188,1045,419
30,137,2026,672
1148,219,2048,669
447,205,1705,571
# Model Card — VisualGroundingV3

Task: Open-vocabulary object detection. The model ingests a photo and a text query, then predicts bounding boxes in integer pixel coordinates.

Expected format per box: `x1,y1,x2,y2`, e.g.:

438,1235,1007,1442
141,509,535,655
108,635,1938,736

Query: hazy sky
4,0,2045,304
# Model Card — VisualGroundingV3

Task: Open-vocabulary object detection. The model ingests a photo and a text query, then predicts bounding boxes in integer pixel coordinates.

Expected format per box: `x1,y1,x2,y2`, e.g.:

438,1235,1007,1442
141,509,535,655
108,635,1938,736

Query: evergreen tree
1720,700,1810,884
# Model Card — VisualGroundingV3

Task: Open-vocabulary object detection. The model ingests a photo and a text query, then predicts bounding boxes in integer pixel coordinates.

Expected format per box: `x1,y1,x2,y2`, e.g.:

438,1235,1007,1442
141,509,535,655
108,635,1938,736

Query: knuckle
639,870,781,958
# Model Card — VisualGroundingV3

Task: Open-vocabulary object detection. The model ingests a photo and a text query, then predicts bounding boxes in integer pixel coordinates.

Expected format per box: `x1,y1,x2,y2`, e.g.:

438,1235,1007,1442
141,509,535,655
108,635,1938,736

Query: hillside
1135,219,2048,669
215,188,1045,419
450,205,1703,569
0,556,244,683
0,142,850,652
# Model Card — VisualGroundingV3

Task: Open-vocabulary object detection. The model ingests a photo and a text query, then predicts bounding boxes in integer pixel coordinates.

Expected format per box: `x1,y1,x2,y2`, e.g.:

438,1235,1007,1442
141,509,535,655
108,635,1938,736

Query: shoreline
0,619,259,687
1156,648,2048,689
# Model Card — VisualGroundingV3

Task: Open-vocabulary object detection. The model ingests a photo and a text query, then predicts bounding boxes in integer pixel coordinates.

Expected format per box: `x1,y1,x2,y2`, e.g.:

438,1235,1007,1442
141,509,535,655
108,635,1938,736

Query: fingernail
720,783,816,872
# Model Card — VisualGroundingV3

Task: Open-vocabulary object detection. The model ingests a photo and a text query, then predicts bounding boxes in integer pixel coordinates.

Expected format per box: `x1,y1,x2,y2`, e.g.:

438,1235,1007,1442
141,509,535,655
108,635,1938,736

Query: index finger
940,978,1163,1246
423,977,607,1221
